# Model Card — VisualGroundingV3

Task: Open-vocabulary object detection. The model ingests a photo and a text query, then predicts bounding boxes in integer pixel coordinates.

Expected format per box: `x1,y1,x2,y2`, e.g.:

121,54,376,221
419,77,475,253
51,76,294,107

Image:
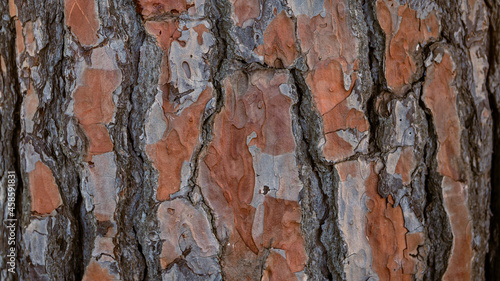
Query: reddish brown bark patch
395,147,417,185
15,19,24,55
29,161,62,215
83,123,114,155
145,20,181,93
377,0,439,95
25,84,39,121
365,162,419,280
193,23,210,45
73,68,121,159
323,98,369,133
255,11,298,68
424,50,472,280
297,0,358,72
294,0,364,163
199,70,305,278
65,0,100,45
323,132,354,162
74,69,119,125
306,59,355,116
442,177,473,281
82,260,116,281
147,87,212,201
262,251,297,281
24,21,36,56
231,0,261,27
263,197,306,273
423,52,463,181
9,0,17,17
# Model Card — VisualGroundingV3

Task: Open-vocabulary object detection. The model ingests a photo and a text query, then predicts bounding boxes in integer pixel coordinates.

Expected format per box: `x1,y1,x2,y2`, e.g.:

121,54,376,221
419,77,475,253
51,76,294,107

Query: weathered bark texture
0,0,498,280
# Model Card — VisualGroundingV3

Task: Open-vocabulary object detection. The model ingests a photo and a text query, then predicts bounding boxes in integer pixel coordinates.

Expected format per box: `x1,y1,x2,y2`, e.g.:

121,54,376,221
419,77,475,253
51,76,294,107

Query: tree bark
0,0,498,280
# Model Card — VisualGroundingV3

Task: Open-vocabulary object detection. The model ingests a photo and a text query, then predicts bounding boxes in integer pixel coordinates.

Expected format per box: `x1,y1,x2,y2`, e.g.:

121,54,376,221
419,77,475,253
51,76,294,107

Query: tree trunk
1,0,499,280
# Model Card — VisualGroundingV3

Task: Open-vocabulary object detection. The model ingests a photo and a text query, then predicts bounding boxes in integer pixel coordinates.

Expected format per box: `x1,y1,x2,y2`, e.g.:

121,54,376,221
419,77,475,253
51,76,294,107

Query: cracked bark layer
0,0,498,280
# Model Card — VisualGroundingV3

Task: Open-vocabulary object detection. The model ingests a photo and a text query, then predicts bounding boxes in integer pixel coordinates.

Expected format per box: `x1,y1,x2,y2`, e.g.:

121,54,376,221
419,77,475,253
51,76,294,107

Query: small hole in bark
182,61,191,79
182,247,192,256
263,185,270,195
88,161,95,168
167,208,175,215
274,58,284,68
58,238,67,252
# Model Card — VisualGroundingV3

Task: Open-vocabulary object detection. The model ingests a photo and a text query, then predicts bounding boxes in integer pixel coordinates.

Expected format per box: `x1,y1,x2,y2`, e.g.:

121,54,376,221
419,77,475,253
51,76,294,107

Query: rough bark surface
0,0,498,280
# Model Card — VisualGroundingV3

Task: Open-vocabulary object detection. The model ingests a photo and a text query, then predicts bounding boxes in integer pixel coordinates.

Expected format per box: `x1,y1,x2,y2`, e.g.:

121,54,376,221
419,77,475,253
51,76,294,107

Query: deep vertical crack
418,83,453,280
291,68,345,281
361,0,386,154
185,0,232,278
486,0,500,278
59,2,88,278
5,11,24,281
362,0,454,279
102,0,151,279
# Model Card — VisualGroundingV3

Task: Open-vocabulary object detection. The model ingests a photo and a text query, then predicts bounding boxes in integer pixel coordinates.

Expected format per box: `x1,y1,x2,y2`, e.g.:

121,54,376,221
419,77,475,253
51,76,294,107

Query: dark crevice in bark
437,1,493,278
486,78,500,280
362,0,386,154
486,0,500,278
192,0,228,274
417,43,453,281
128,36,164,280
291,68,344,281
187,0,229,197
61,6,88,280
17,1,88,279
418,88,453,281
3,9,24,281
182,0,241,279
363,0,454,279
74,180,89,280
257,248,271,280
122,40,151,278
102,0,152,279
60,23,96,281
284,3,347,279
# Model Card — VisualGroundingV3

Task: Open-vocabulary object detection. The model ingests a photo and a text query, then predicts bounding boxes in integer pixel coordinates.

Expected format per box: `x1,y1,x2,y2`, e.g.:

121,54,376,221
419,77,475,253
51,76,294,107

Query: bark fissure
486,0,500,278
61,7,90,280
418,81,453,280
362,0,385,153
185,0,231,277
3,8,24,280
109,0,150,277
291,68,344,281
363,0,454,279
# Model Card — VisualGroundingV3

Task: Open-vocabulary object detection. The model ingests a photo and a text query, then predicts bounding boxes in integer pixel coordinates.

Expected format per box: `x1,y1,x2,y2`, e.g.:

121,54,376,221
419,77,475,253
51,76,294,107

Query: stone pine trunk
0,0,499,280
